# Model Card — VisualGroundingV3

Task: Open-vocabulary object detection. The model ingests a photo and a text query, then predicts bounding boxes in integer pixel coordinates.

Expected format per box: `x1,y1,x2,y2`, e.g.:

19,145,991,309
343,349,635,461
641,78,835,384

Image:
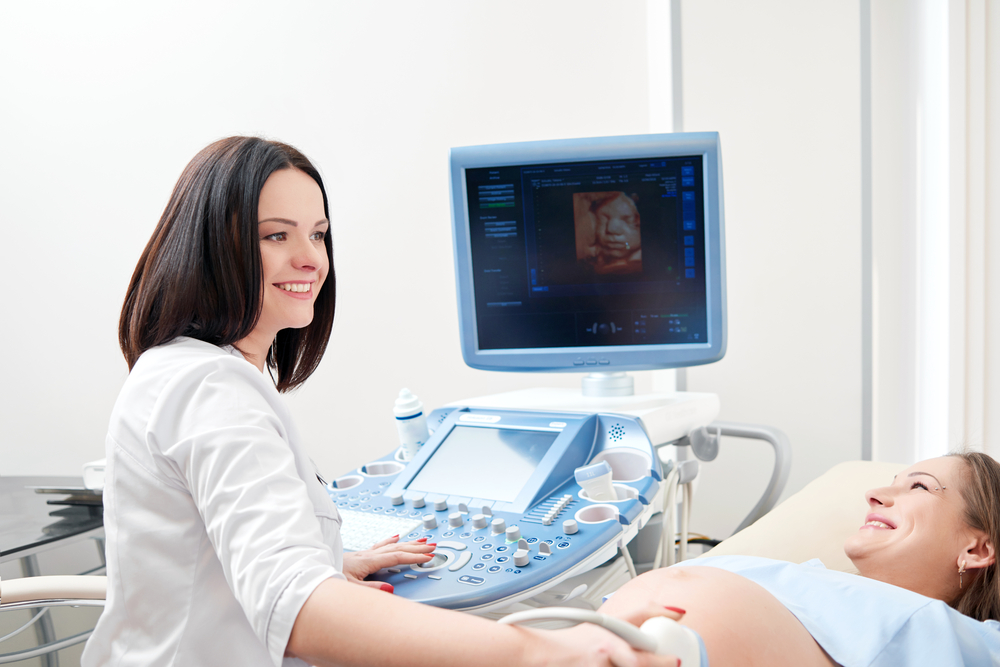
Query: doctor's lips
862,513,896,530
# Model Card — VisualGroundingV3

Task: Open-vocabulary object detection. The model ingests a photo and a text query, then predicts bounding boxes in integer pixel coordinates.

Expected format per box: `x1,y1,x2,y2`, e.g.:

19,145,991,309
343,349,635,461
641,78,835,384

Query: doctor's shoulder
111,336,288,447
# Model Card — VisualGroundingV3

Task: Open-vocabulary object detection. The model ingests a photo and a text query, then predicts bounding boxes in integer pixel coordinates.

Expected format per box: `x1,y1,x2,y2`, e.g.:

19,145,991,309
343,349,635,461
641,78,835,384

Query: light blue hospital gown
678,555,1000,666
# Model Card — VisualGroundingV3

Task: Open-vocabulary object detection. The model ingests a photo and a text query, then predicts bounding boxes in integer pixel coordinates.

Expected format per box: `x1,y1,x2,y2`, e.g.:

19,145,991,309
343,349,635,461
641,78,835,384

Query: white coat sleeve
146,356,341,666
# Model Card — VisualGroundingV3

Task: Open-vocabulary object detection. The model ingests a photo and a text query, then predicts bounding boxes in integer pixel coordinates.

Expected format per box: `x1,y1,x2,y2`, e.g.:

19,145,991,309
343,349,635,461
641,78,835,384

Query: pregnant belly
599,566,839,667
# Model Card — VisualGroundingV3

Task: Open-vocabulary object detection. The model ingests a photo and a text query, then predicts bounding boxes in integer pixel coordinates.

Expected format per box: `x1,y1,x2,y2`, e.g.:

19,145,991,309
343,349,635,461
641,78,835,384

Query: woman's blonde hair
948,451,1000,621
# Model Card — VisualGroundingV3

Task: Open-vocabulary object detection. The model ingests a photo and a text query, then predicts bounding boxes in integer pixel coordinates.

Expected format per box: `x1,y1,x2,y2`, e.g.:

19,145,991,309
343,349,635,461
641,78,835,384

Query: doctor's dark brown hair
119,137,335,392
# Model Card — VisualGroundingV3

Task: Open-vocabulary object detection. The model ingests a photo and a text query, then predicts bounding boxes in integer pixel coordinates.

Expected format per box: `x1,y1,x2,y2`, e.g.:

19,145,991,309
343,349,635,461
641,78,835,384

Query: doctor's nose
292,239,325,272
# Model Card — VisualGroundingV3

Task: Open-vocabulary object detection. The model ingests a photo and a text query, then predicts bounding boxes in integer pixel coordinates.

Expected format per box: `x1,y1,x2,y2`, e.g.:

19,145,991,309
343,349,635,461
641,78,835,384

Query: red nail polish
676,660,681,667
416,537,428,542
664,606,687,615
427,543,437,547
391,534,399,539
380,583,394,593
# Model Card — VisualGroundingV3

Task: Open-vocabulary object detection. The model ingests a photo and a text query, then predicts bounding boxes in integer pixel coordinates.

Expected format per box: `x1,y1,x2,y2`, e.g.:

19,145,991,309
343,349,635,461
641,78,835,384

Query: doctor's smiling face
845,456,995,602
252,168,329,344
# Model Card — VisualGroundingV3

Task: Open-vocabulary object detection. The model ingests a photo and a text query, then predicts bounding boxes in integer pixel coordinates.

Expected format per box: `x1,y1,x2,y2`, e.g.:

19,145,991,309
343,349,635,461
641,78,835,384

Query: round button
480,543,493,550
473,536,486,543
505,526,521,542
417,554,449,569
471,514,488,530
360,504,371,510
482,554,494,561
442,531,455,538
557,542,571,549
448,512,464,528
488,565,502,573
412,494,426,509
495,556,509,564
490,518,507,535
472,562,486,570
526,537,538,544
459,532,471,539
422,515,437,530
407,532,420,539
434,499,449,512
563,520,579,535
495,545,509,553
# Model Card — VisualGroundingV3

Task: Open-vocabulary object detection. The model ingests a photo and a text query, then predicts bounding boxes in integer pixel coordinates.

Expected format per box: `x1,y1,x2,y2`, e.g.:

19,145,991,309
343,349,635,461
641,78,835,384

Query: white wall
0,1,653,477
1,1,873,544
679,0,865,538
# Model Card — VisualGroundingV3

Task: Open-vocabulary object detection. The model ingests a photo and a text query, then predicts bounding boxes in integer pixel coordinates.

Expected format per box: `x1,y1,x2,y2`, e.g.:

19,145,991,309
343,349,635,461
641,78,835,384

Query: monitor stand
449,373,719,447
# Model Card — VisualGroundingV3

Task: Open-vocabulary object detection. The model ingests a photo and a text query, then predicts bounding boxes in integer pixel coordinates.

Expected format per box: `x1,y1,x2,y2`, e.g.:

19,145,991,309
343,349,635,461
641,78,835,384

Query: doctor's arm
287,576,682,667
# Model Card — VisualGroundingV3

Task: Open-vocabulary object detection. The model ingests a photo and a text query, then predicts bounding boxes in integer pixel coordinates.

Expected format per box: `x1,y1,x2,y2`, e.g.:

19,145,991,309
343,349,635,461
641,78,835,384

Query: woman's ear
965,535,996,571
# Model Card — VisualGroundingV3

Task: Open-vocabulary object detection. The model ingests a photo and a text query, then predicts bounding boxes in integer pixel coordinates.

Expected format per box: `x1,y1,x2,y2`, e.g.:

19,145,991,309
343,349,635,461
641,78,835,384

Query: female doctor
81,136,679,667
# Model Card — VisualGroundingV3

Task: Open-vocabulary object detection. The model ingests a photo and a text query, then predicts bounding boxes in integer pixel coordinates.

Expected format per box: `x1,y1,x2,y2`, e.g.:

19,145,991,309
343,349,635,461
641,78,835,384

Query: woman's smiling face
845,456,985,600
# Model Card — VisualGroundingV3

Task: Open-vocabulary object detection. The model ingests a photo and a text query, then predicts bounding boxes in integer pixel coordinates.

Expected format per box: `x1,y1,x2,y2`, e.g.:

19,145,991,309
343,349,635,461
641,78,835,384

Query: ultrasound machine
325,133,785,617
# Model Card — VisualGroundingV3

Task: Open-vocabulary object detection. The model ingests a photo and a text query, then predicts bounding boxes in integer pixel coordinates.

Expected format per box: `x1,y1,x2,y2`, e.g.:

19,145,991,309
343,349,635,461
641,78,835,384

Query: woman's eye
911,481,929,491
263,232,286,242
310,231,326,241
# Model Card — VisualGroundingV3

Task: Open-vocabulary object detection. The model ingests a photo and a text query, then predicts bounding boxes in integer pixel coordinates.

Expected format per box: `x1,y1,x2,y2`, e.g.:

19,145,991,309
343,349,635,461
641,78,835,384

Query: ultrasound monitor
449,132,727,373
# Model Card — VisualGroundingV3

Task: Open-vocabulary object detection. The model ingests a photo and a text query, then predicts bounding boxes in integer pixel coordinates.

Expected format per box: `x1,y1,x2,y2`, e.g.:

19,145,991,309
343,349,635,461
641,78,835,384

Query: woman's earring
959,560,967,589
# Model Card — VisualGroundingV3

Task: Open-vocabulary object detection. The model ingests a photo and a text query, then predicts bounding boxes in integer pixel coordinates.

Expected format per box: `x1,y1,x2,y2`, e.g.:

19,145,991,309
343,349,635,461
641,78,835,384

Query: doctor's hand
341,535,435,591
528,605,684,667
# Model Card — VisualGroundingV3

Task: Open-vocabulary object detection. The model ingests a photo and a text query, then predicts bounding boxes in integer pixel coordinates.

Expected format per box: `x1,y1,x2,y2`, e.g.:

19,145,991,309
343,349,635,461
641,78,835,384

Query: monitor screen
449,133,727,372
405,426,558,502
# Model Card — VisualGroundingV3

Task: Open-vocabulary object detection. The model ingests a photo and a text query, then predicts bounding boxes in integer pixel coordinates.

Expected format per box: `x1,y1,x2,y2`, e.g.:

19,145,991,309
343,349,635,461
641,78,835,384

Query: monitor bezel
449,132,727,372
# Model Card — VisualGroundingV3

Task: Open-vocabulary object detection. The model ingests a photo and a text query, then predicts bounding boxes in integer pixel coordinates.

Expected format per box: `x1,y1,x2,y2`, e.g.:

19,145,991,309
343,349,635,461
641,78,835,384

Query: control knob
422,514,437,530
411,494,426,509
448,512,464,528
389,493,404,506
513,549,530,567
505,525,521,542
562,519,579,535
490,518,507,535
471,514,488,530
434,499,449,512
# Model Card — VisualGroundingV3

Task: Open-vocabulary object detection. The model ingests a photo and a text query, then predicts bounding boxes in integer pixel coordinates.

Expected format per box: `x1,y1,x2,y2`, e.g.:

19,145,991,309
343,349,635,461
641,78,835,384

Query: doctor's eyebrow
258,217,330,227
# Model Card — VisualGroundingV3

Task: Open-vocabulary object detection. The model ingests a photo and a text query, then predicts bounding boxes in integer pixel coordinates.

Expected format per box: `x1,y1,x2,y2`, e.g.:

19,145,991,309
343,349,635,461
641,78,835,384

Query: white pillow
700,460,907,571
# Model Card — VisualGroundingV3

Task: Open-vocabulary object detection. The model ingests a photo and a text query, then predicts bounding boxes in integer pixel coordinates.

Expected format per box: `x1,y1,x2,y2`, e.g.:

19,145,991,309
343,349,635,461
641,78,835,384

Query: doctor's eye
911,481,929,491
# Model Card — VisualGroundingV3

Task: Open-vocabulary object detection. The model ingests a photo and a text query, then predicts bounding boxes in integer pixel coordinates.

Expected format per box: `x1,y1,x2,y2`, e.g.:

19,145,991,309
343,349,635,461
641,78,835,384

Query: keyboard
338,509,423,552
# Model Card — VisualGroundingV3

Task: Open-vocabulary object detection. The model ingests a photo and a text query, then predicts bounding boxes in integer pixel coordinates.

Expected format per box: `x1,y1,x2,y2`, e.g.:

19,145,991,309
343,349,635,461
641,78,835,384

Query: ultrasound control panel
327,406,663,613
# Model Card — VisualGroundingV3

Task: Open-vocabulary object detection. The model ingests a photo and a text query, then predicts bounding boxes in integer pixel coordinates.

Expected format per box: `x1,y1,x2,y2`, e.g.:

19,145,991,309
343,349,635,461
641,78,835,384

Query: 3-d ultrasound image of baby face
593,193,641,260
575,191,642,275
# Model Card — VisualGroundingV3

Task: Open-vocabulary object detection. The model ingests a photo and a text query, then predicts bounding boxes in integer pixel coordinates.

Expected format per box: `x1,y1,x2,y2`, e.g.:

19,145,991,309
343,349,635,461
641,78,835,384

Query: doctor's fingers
608,647,679,667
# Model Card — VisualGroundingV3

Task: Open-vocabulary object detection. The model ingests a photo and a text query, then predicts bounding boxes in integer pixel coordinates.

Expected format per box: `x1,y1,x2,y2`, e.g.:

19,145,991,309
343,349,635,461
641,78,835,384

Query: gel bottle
394,388,429,462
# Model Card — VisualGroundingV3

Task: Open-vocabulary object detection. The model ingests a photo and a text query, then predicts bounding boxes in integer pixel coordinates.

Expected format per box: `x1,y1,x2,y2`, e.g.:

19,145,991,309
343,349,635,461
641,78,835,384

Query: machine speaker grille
609,423,625,441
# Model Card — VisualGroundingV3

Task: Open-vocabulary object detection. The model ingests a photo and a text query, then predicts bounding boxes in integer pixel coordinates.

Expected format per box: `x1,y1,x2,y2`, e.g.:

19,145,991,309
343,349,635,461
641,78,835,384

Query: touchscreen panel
406,426,558,502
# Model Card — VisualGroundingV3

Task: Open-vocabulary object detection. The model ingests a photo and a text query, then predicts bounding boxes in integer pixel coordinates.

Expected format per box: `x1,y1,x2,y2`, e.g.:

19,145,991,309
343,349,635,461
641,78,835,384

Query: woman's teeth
865,520,891,528
278,283,309,293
